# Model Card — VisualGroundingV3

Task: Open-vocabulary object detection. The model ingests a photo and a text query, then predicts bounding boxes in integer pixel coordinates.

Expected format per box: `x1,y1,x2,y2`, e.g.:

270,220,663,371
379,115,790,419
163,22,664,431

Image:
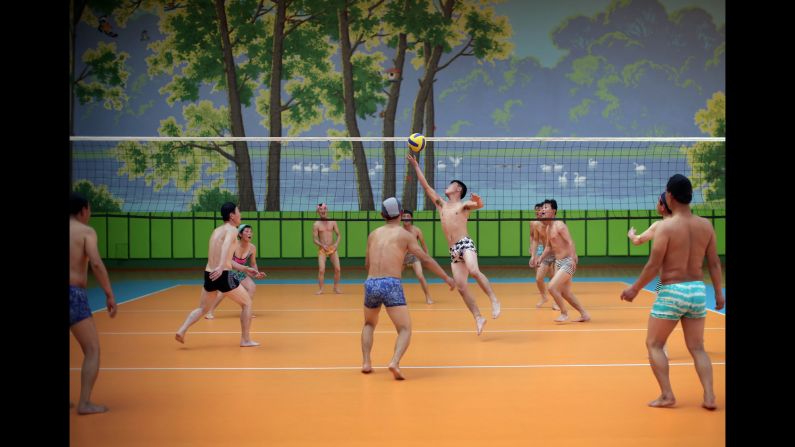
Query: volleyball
408,133,426,153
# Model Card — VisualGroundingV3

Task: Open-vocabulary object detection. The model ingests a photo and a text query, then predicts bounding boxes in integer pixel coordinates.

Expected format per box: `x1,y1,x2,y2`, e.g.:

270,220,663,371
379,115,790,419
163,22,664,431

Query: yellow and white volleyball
408,133,426,153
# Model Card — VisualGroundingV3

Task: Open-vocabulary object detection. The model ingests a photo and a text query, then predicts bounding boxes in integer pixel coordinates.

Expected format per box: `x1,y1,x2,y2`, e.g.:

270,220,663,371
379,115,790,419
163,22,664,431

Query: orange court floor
70,281,725,446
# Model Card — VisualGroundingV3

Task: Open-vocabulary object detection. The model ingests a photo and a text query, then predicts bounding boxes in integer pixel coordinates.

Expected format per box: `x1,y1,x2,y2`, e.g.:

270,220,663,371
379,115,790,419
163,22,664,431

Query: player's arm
85,229,117,317
248,245,266,279
705,226,724,310
364,233,372,271
312,222,324,248
213,228,236,277
622,224,669,302
408,235,455,290
415,227,429,254
332,221,341,248
628,221,659,246
558,222,578,264
406,153,444,209
463,193,483,210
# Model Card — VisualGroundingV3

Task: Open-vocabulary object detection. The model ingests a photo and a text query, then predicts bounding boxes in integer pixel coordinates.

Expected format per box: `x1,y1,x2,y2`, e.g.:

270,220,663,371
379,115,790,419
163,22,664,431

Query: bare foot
175,333,185,344
648,395,676,408
476,316,487,335
334,288,343,294
388,363,405,380
702,394,717,410
240,340,260,347
250,314,257,319
554,314,570,323
315,289,323,295
425,297,434,304
361,363,372,374
77,402,109,415
552,303,560,311
491,300,501,319
536,297,548,308
573,313,591,322
204,313,214,320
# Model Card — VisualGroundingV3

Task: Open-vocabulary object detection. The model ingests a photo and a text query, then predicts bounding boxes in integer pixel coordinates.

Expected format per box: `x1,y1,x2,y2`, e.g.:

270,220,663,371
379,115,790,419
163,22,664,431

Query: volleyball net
70,137,725,216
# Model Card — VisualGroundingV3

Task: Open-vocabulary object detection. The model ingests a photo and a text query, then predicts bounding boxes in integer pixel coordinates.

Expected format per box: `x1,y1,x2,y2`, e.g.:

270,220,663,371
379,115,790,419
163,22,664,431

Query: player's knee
318,267,326,275
645,338,666,350
334,266,341,274
685,340,705,353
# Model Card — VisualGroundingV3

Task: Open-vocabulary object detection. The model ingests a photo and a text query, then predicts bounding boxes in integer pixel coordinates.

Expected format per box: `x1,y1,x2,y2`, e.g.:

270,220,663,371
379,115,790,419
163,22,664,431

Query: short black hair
542,198,558,210
220,202,237,221
402,209,413,216
666,174,693,204
70,192,89,215
534,202,543,209
450,180,467,199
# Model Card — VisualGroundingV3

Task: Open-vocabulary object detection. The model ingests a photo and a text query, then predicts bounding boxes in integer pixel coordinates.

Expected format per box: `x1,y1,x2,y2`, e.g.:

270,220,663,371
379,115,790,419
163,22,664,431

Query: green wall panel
129,215,150,258
172,213,193,258
151,217,172,258
108,217,129,259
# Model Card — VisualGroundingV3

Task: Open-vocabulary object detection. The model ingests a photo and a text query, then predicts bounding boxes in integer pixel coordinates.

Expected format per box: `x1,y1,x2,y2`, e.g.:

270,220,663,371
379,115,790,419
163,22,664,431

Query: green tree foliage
145,0,276,210
72,179,123,212
190,187,239,212
402,0,513,211
74,41,130,111
115,101,234,195
684,91,725,202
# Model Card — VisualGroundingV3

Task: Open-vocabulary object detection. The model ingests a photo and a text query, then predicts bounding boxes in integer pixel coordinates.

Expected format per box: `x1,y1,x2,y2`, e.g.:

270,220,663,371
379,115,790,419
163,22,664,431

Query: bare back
69,219,94,287
366,225,424,278
655,214,716,284
206,223,239,272
439,201,471,245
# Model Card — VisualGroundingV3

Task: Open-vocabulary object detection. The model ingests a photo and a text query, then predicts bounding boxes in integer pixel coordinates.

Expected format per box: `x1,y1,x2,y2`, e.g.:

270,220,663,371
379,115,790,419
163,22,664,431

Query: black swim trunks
203,270,240,293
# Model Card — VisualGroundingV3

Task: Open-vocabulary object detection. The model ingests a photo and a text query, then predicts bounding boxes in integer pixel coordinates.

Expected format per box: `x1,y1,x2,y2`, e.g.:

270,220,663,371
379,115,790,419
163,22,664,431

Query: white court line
69,361,726,372
619,281,726,317
91,285,180,314
99,327,725,335
114,305,654,313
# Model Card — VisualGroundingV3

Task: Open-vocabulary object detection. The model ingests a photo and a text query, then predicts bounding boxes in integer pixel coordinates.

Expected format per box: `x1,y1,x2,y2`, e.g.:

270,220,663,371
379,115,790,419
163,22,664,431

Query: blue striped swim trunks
651,281,707,320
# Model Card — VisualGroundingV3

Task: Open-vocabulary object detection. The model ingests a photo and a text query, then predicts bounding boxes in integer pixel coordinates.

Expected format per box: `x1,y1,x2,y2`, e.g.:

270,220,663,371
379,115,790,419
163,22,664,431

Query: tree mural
684,91,724,203
401,0,513,211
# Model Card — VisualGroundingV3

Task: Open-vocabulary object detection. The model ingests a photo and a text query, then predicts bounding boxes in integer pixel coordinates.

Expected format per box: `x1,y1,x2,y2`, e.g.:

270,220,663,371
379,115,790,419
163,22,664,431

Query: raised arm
463,193,483,210
621,224,670,302
705,227,724,310
85,229,117,317
628,221,660,246
406,153,444,209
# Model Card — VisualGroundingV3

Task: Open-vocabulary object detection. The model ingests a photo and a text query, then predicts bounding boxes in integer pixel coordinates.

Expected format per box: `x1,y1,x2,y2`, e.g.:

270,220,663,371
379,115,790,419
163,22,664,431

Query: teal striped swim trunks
651,281,707,320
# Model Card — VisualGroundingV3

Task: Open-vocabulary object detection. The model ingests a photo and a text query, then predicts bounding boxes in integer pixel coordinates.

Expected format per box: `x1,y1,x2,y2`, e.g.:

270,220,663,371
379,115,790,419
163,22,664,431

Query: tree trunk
401,0,454,211
265,0,287,211
214,0,257,211
381,31,407,201
338,4,374,210
423,69,436,211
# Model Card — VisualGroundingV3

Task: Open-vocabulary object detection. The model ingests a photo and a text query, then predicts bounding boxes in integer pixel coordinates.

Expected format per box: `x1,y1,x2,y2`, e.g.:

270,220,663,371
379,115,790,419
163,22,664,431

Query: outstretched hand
406,153,419,166
627,227,637,238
